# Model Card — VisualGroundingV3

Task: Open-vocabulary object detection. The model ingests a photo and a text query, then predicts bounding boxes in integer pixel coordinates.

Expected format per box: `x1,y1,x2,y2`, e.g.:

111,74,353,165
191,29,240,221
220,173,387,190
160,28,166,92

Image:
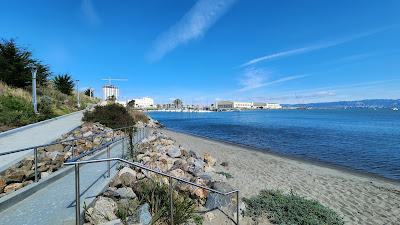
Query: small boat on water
392,107,399,111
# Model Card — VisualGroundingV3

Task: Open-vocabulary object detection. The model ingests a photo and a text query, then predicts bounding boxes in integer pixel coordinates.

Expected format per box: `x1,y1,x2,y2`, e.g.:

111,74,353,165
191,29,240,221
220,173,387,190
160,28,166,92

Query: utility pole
32,68,38,114
76,80,80,108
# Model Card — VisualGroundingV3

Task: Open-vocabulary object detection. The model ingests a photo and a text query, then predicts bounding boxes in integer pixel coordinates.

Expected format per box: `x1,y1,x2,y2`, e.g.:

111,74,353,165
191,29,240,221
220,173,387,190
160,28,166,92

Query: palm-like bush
53,74,74,95
84,88,93,97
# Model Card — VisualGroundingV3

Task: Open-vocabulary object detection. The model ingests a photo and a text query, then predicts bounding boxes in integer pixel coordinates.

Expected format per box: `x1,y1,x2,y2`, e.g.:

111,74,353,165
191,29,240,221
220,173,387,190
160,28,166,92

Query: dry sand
163,129,400,225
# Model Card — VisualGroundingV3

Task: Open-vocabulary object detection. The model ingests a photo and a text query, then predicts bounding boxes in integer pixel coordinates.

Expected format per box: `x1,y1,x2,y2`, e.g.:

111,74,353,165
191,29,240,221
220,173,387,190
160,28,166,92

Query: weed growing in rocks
216,171,233,179
135,179,197,225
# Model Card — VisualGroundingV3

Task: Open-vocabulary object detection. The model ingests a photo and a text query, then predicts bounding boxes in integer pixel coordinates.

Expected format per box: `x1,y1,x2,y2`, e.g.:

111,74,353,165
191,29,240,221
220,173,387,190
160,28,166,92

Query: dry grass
0,81,32,102
129,109,150,123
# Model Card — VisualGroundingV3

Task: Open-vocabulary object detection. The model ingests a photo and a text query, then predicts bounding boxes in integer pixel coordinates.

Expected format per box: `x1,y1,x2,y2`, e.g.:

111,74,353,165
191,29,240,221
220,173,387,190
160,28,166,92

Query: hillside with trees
0,39,98,132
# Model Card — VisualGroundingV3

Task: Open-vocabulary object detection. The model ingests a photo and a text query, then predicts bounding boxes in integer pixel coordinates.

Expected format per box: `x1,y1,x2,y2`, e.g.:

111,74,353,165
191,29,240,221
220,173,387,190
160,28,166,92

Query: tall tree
84,88,93,97
53,74,74,95
0,39,50,87
173,98,183,108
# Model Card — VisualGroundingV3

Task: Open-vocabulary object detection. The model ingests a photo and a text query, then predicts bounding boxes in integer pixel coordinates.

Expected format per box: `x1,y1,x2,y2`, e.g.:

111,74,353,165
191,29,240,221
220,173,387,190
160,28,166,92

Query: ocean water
148,109,400,181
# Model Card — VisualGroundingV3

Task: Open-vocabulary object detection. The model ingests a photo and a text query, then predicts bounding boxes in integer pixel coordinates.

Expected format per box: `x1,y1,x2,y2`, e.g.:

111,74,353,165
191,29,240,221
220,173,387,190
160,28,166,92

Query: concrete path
0,111,84,172
0,141,124,225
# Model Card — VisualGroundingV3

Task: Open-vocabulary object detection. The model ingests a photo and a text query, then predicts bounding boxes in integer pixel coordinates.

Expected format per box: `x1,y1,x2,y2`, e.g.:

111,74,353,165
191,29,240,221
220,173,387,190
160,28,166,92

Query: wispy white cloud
238,68,308,92
148,0,236,61
240,26,394,68
81,0,100,25
324,52,375,66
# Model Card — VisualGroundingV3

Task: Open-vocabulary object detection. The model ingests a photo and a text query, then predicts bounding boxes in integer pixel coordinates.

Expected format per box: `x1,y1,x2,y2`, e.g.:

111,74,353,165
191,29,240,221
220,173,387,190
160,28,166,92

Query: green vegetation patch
216,171,233,179
134,180,197,225
83,104,135,129
243,189,344,225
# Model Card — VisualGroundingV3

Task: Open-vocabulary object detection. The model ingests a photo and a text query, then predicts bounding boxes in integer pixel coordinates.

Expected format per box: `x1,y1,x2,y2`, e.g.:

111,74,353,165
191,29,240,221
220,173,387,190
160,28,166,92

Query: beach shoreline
163,128,400,186
160,128,400,225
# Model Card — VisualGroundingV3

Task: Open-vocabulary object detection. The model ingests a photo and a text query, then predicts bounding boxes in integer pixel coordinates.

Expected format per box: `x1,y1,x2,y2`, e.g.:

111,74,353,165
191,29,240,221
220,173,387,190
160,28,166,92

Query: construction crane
101,77,128,85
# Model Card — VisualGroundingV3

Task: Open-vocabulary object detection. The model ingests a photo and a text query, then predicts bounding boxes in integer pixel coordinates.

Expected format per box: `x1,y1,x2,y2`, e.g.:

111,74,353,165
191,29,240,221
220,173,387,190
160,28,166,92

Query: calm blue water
149,109,400,180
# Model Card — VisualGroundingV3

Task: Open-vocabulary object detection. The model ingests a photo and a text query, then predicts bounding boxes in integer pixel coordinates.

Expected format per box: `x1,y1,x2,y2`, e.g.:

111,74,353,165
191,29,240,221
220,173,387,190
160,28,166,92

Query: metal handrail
0,125,144,184
64,157,240,225
0,125,136,157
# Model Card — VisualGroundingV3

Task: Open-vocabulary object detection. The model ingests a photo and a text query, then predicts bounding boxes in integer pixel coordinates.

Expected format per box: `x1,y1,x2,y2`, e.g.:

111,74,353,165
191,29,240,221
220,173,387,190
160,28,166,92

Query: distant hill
284,99,400,109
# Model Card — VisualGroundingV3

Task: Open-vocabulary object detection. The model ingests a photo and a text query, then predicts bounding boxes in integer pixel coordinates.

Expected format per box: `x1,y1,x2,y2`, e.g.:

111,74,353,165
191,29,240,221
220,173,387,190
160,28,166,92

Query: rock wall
84,129,237,225
0,122,124,197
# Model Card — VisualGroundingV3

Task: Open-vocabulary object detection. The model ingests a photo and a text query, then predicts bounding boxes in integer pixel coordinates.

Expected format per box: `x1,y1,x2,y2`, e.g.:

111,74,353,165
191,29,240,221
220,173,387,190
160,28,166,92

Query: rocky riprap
84,130,238,225
0,122,125,197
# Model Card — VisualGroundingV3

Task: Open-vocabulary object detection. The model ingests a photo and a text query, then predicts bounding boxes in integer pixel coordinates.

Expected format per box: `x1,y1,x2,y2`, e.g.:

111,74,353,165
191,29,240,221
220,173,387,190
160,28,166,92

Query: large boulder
118,167,137,187
137,203,152,225
115,187,137,199
169,169,188,180
205,182,235,210
203,152,216,166
5,169,25,184
167,146,181,158
85,197,118,225
45,143,64,152
4,183,23,193
0,177,6,193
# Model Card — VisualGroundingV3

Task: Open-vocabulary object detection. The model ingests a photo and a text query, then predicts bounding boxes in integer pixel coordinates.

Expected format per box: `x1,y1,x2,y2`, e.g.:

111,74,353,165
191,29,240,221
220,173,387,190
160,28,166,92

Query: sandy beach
162,129,400,225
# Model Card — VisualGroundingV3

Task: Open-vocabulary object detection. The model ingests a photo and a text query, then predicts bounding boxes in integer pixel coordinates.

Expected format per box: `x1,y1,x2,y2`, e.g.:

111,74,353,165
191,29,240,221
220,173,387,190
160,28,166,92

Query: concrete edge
0,110,86,138
0,140,122,212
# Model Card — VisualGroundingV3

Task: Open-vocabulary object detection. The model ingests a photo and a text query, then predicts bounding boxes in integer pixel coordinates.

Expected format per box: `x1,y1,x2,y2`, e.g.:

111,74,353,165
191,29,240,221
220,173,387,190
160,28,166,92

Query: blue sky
1,0,400,104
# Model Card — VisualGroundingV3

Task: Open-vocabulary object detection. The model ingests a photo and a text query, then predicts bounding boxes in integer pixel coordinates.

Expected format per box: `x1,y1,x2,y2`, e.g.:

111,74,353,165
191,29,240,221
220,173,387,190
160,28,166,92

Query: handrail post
236,191,240,225
169,177,174,225
122,136,125,158
34,148,38,182
75,164,81,225
107,146,111,178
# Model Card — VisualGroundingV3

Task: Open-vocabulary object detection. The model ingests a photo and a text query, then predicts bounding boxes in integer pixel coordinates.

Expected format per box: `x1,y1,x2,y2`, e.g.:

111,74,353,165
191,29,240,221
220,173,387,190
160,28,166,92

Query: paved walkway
0,141,124,225
0,111,84,172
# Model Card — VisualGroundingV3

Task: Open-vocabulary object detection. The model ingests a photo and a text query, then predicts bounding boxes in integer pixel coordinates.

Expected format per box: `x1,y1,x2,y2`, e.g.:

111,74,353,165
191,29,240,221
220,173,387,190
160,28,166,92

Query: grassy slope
0,81,98,132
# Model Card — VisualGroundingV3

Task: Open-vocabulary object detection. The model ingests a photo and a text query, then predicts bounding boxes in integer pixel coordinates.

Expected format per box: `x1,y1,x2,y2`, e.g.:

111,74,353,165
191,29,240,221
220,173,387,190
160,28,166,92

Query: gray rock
85,197,118,224
137,203,152,225
98,219,123,225
167,146,181,158
116,187,137,199
205,182,235,210
83,131,94,137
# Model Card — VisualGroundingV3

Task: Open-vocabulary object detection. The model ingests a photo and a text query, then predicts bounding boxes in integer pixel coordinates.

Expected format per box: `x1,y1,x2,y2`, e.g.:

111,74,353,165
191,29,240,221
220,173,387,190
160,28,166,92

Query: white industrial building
216,101,282,110
131,97,154,108
102,85,119,100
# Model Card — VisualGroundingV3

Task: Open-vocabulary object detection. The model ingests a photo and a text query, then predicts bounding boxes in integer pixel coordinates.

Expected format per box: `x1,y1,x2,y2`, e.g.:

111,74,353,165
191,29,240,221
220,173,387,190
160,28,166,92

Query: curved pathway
0,111,84,172
0,142,124,225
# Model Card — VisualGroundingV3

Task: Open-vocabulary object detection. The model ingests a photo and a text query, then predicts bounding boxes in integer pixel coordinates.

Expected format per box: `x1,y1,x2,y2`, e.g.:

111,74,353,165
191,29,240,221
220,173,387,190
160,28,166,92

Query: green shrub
134,180,197,225
83,104,135,129
38,95,54,116
0,94,37,127
243,189,344,225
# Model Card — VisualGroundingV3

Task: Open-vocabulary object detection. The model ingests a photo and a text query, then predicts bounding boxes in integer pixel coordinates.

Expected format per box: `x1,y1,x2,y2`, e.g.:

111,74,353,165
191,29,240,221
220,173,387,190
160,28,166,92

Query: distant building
265,103,282,109
216,101,252,109
216,101,282,110
131,97,154,108
253,102,267,108
102,85,119,100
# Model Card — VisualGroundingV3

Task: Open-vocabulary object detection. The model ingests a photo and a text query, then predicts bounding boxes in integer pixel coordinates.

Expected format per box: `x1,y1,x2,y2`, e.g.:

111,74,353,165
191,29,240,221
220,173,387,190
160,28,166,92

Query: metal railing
0,125,145,183
64,157,240,225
